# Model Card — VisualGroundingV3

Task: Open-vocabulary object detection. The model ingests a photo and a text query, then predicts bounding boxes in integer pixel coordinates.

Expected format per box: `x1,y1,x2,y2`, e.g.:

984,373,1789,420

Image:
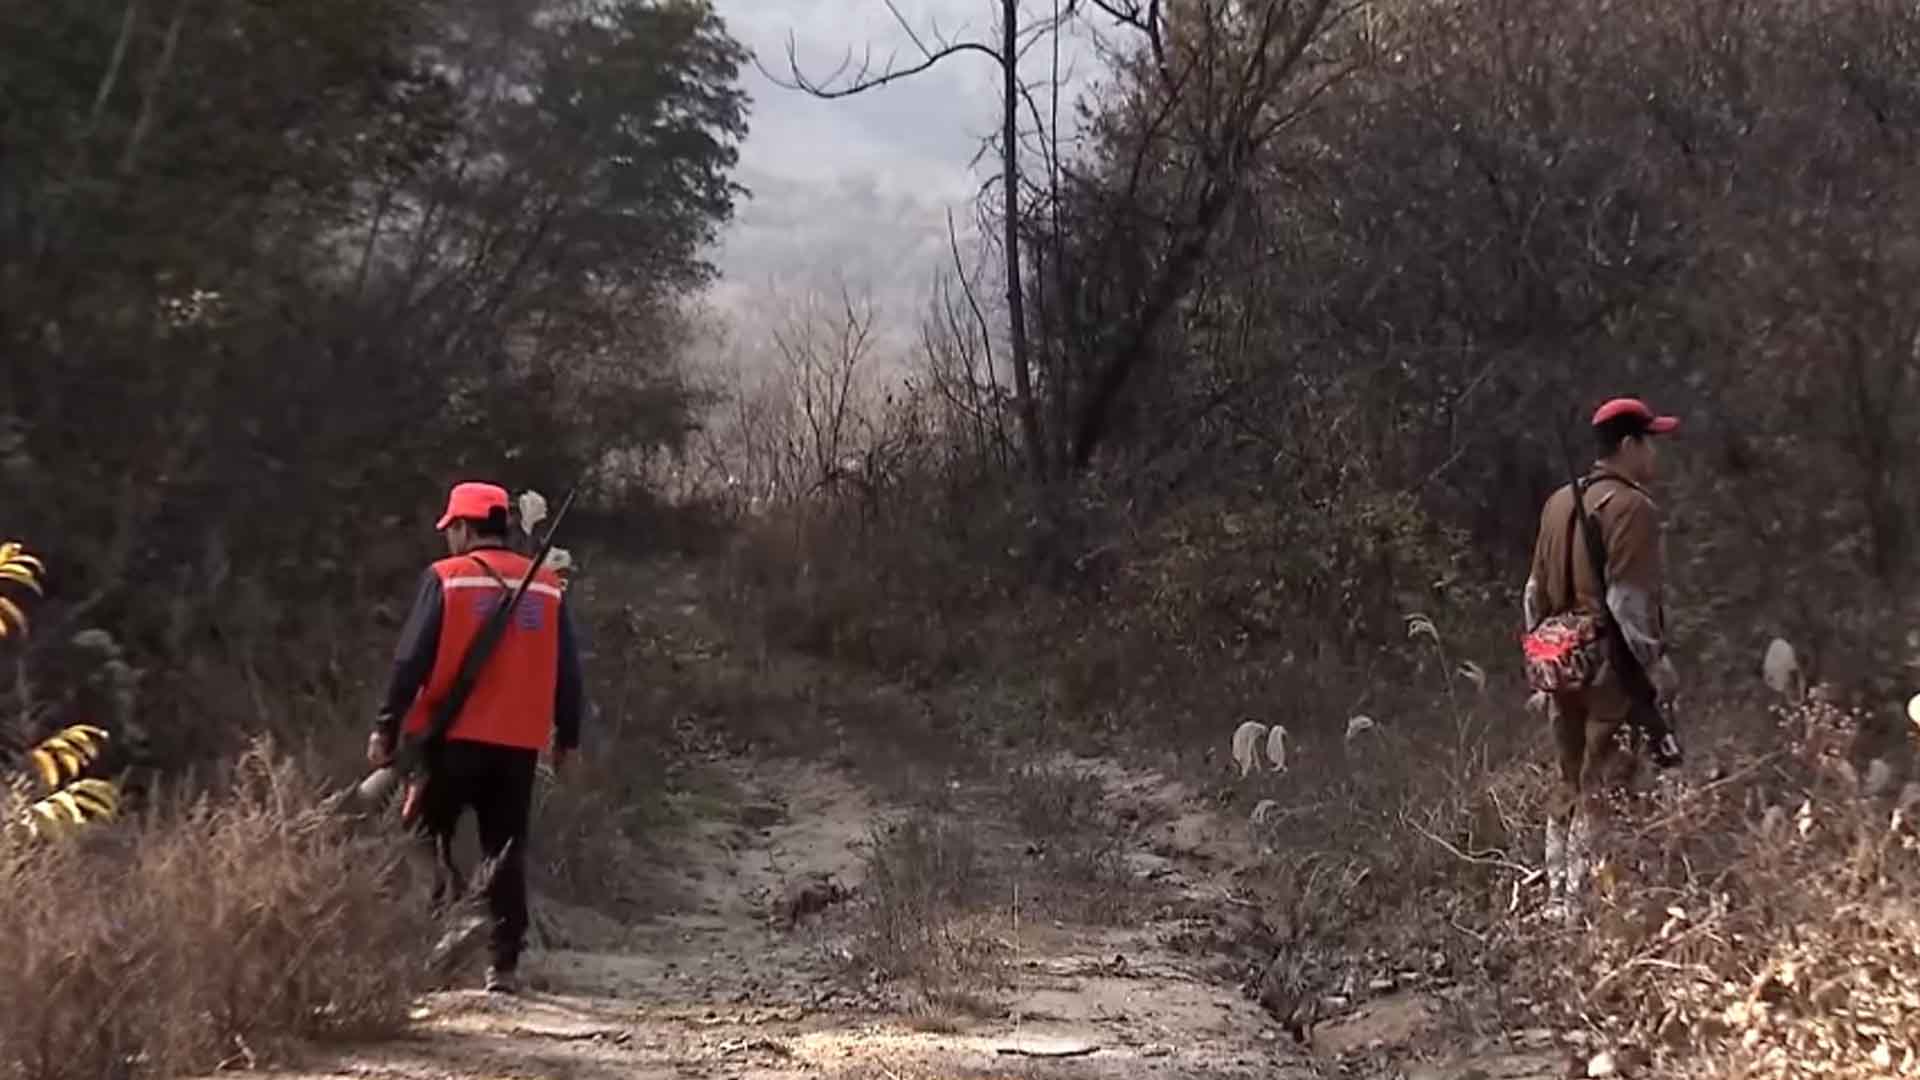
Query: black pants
413,739,539,971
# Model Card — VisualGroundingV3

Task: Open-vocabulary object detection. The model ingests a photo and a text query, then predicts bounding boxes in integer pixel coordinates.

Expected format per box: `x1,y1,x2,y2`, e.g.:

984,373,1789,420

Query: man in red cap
1522,397,1682,925
367,480,585,993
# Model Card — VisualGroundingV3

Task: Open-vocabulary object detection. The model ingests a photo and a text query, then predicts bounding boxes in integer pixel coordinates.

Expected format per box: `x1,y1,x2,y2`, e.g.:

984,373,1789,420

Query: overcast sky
704,1,1101,368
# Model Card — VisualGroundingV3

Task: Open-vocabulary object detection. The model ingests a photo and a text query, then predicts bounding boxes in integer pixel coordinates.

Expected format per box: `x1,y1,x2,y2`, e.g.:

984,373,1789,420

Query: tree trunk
1003,0,1046,486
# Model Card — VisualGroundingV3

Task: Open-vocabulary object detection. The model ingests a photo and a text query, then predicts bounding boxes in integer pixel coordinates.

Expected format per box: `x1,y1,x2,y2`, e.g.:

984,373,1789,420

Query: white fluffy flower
1265,724,1289,772
518,490,549,535
1231,720,1268,778
1763,637,1800,698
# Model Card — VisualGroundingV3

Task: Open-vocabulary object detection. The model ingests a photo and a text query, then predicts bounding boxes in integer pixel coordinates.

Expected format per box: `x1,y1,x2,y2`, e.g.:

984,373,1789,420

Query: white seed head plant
518,489,549,535
1232,720,1269,778
1763,637,1801,699
1265,724,1289,772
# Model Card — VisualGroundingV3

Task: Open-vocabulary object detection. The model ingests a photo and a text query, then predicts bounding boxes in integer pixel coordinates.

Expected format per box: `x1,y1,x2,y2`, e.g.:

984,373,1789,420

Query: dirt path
206,559,1570,1080
215,748,1323,1079
217,745,1572,1080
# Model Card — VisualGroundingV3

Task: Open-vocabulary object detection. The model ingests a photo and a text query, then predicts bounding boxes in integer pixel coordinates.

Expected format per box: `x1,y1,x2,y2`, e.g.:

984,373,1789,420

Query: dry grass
667,488,1920,1079
1307,685,1920,1077
714,503,1024,687
848,811,1010,1012
0,737,435,1080
1524,691,1920,1077
841,761,1144,1020
1006,761,1110,838
530,726,687,921
999,761,1137,924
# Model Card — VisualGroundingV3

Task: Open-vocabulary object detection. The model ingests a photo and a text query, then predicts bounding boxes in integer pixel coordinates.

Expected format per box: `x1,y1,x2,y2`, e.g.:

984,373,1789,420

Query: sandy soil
204,743,1581,1080
199,561,1576,1080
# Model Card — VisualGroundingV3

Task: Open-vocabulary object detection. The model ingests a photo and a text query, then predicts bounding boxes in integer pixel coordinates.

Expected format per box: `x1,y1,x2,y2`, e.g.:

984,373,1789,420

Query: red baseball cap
435,481,510,531
1591,397,1680,435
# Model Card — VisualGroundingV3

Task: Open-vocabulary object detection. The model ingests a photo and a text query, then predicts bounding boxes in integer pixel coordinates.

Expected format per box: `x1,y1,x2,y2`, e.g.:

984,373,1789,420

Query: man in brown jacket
1523,397,1682,923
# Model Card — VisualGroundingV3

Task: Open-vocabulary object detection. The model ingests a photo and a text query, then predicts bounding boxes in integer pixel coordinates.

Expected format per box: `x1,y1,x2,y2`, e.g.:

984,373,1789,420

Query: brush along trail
200,559,1564,1080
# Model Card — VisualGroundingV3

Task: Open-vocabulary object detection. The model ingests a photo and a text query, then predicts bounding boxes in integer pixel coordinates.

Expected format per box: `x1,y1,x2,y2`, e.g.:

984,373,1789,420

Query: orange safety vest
400,549,564,751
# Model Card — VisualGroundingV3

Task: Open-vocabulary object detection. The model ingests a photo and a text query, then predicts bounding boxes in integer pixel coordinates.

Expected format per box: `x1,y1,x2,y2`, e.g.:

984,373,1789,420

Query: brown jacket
1524,470,1666,671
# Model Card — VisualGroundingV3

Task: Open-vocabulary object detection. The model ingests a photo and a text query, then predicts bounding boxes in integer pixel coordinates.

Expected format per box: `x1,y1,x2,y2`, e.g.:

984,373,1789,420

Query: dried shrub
0,738,434,1080
1002,761,1135,923
849,812,1008,1010
1520,691,1920,1077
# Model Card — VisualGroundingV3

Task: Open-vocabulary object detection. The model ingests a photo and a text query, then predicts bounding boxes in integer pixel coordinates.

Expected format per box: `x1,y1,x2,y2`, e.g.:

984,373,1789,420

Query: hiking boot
485,964,519,994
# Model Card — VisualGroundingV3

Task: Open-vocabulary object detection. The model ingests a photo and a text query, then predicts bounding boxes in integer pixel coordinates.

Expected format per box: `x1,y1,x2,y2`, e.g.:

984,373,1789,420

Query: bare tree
767,0,1359,481
766,1,1060,487
1049,0,1357,471
775,285,881,496
692,280,900,519
920,209,1014,470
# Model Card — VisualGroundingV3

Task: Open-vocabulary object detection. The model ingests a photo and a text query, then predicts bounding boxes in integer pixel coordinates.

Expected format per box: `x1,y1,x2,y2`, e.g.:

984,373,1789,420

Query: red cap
435,481,509,531
1591,397,1680,435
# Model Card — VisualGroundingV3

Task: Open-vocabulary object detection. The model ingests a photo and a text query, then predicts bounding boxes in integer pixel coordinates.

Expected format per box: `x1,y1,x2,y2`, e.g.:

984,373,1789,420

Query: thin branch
1072,0,1165,76
885,0,938,57
763,22,1003,100
1584,956,1715,1007
947,208,998,384
119,0,191,176
83,0,141,141
1401,811,1538,877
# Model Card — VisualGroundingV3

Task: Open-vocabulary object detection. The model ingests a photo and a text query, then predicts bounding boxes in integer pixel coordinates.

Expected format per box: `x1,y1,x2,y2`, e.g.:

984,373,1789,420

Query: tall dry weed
1526,692,1920,1077
849,811,1008,1012
532,734,682,918
0,737,434,1080
1002,761,1135,923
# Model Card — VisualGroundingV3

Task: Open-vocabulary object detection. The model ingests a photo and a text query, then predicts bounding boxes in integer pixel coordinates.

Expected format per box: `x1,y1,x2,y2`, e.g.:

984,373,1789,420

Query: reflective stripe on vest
442,576,565,600
401,550,562,751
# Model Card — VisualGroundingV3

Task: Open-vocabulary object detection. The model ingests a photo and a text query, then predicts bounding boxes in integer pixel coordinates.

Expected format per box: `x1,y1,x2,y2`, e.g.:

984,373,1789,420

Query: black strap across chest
1561,470,1647,610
